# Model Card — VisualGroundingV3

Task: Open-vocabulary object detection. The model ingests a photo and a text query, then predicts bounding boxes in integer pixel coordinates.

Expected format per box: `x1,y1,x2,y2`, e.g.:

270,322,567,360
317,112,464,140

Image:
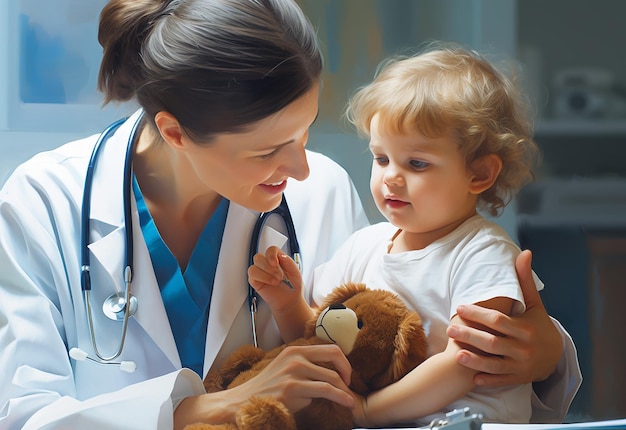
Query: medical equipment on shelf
247,194,301,347
71,113,301,371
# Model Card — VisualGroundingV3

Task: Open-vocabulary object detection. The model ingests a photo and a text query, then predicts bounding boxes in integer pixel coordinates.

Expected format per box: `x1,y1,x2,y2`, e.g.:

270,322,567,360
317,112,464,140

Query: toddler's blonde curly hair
346,42,541,216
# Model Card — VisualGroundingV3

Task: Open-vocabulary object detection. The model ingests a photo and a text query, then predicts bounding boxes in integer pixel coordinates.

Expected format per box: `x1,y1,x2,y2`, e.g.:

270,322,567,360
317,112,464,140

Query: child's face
368,113,479,249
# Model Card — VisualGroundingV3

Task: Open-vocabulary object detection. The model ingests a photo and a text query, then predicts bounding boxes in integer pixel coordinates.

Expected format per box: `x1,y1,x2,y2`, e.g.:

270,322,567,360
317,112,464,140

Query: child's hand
248,245,303,313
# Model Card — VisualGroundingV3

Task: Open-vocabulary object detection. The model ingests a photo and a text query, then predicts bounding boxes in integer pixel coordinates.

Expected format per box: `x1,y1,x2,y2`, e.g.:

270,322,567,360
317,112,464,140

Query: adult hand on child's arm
447,250,563,386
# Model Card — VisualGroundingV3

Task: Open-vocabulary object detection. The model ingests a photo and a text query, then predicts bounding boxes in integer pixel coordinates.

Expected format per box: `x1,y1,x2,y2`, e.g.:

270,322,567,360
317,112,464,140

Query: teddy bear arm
348,372,370,395
236,396,297,430
207,344,267,391
183,424,238,430
295,398,353,430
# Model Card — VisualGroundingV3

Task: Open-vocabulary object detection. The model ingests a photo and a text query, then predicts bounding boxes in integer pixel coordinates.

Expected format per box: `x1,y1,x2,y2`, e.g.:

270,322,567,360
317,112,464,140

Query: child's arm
248,245,314,342
357,297,514,427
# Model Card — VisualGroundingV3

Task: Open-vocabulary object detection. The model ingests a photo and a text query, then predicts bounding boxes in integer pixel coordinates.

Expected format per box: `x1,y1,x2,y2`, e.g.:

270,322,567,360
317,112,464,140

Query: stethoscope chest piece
102,292,138,321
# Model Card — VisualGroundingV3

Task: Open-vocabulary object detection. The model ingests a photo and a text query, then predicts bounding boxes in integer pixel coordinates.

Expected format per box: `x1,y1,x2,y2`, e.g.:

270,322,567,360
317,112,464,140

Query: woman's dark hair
98,0,322,142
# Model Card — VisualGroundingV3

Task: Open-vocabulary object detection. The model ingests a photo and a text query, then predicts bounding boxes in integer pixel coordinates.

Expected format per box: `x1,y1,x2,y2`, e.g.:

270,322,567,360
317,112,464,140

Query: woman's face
181,83,319,213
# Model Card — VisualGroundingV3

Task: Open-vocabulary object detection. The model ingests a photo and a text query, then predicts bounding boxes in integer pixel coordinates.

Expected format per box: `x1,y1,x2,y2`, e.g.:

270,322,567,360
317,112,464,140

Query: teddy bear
184,283,428,430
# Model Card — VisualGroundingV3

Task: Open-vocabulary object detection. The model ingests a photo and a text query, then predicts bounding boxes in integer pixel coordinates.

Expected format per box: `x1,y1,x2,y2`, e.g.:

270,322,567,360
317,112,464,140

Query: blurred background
1,0,625,422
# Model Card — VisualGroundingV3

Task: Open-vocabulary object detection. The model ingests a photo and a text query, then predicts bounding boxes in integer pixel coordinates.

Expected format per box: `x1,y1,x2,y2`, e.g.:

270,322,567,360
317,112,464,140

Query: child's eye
410,159,429,170
373,156,388,165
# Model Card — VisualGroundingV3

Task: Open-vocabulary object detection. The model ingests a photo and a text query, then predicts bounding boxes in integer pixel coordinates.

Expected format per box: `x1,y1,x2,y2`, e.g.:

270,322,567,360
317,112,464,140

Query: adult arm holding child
249,241,527,425
449,250,562,386
250,247,579,425
448,249,581,423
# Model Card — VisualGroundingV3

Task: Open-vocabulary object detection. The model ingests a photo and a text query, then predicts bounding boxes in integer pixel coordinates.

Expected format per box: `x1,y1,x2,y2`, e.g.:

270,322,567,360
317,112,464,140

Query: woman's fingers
246,344,354,410
454,350,523,386
448,251,562,386
515,250,543,311
284,344,352,386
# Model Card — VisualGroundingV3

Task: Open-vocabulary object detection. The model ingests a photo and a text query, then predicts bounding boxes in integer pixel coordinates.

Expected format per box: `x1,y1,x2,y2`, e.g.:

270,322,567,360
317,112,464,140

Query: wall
517,0,626,179
516,1,626,421
2,0,519,238
0,0,134,183
0,0,135,182
301,0,518,236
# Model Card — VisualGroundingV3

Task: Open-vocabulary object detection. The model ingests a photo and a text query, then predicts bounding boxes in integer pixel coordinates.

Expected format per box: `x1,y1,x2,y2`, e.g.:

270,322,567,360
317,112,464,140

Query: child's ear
468,154,502,194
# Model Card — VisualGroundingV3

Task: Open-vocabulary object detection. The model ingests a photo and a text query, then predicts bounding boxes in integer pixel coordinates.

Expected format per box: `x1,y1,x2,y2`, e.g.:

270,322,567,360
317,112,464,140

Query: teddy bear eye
357,319,363,329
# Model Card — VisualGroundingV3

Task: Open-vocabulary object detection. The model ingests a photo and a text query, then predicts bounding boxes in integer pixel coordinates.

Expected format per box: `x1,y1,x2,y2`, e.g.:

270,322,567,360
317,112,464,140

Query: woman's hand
174,344,354,429
447,250,563,386
235,344,354,410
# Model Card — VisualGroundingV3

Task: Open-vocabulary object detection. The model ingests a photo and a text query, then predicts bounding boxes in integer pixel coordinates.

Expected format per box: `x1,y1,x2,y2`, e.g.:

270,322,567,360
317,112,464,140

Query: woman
0,0,578,428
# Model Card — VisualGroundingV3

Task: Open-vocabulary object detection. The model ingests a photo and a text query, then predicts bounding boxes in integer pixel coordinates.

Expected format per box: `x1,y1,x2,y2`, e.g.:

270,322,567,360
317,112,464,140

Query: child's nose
383,166,405,187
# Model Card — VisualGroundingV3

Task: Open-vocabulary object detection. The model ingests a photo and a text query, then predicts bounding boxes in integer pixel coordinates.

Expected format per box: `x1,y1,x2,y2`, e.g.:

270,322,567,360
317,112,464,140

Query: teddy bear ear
317,283,368,309
384,310,428,384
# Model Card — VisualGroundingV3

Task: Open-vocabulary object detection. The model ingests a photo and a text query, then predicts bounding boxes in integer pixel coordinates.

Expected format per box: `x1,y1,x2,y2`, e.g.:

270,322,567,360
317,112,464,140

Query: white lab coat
0,112,369,429
0,112,581,428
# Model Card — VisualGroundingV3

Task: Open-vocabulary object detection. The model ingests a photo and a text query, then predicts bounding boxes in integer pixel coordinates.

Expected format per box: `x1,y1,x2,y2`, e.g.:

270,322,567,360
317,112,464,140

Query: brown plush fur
185,283,428,430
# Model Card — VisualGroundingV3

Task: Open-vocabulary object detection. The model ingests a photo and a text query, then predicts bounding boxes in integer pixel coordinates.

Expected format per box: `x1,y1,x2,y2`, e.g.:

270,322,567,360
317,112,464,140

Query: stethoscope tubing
80,117,126,291
80,113,143,362
78,112,301,362
247,194,301,347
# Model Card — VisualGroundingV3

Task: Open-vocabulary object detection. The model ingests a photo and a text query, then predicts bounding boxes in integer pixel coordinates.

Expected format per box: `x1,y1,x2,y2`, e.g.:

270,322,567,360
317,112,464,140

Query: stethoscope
70,112,301,372
248,194,301,347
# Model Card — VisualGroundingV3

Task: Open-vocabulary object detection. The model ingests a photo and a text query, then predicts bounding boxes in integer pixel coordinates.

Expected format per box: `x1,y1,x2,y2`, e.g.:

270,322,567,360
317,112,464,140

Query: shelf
534,119,626,137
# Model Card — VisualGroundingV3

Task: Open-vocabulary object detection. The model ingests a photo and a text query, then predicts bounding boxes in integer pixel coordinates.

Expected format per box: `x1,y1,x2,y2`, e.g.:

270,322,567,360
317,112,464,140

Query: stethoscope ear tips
69,347,137,373
69,347,88,361
119,361,137,373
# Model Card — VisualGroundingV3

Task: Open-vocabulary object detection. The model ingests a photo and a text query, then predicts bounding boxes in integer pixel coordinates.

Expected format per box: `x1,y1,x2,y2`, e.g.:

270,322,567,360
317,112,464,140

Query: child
248,43,541,426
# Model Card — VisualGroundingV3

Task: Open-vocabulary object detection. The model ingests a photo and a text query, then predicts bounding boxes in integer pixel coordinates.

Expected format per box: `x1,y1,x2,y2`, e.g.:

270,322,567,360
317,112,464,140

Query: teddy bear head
305,283,428,394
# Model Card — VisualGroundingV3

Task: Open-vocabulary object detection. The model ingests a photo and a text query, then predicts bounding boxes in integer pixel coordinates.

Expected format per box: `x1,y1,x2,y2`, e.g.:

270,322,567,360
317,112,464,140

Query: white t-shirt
309,215,539,424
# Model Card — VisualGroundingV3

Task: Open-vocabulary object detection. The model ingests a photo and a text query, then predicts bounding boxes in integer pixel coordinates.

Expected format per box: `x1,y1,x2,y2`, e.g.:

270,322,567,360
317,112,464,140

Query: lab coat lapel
87,225,181,369
87,111,181,369
130,216,181,368
203,202,256,370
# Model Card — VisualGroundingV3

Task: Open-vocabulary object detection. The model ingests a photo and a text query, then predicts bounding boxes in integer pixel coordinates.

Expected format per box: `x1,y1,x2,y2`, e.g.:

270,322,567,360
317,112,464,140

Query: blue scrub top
133,178,229,376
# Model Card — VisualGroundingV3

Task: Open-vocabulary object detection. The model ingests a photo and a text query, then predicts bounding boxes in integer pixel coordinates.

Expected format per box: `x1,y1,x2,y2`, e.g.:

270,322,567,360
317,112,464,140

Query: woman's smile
259,180,287,194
